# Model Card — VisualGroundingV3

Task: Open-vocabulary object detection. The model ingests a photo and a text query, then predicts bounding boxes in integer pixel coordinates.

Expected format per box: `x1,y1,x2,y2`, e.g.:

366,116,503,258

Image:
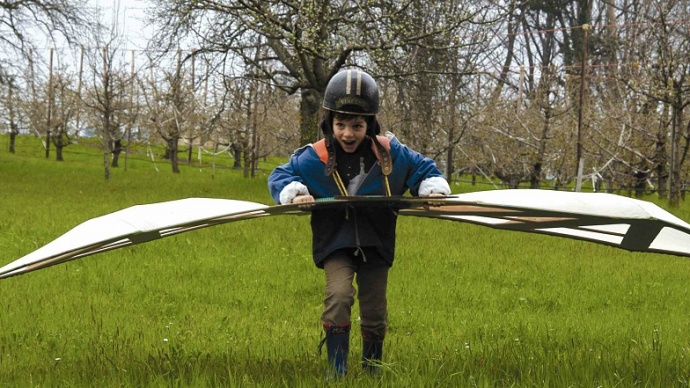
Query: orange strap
312,139,330,164
313,137,392,196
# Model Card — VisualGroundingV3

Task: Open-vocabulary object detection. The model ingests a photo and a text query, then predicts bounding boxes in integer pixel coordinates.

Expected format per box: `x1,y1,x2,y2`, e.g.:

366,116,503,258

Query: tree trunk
243,143,251,178
45,131,51,159
55,143,64,161
53,128,69,162
508,176,520,189
232,142,242,169
496,171,521,189
9,130,17,153
8,85,18,154
530,163,542,189
655,131,668,199
168,137,180,173
531,112,551,189
299,89,321,146
633,170,647,197
111,139,122,167
103,133,111,181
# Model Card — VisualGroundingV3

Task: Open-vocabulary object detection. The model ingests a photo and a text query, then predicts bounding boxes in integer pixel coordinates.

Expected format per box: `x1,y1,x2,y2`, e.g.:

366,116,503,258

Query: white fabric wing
3,189,690,279
400,189,690,257
0,198,269,279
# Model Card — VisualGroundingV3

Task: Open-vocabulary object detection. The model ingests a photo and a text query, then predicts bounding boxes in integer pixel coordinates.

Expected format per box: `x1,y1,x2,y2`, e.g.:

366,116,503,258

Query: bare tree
147,0,492,146
4,78,21,153
49,72,80,161
81,43,130,179
139,50,197,174
0,0,92,85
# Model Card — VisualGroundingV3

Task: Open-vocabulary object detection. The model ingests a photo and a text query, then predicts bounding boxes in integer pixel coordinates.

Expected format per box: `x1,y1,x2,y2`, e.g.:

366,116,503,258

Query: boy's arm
268,147,320,204
390,137,450,196
418,176,451,197
268,161,312,204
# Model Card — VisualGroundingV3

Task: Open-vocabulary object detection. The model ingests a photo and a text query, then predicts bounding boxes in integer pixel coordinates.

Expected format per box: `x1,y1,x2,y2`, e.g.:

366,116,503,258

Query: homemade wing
0,198,272,279
2,190,690,279
399,190,690,257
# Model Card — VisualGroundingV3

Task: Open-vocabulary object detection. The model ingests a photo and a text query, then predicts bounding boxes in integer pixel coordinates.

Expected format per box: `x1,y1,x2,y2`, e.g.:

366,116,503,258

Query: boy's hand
293,195,315,204
423,192,446,208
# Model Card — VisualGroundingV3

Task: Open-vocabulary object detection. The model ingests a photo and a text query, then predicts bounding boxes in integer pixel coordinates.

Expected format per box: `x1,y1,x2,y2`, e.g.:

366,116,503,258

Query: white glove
418,176,451,197
279,181,311,204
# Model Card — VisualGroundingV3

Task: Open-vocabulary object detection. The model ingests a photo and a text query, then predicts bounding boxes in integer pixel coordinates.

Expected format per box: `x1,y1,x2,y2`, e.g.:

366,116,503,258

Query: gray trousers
321,249,389,339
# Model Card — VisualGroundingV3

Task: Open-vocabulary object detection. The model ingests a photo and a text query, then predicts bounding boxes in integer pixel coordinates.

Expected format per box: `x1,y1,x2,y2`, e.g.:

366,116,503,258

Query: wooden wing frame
397,191,690,257
2,190,690,279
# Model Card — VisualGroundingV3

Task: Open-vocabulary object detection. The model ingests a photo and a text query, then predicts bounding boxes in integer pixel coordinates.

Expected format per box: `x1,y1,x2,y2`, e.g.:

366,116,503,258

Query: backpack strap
313,137,391,172
371,135,392,176
311,138,336,176
312,139,329,164
313,136,391,195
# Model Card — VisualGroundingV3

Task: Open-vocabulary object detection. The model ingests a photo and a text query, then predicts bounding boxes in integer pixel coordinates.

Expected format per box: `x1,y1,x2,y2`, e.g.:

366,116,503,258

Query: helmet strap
324,135,336,177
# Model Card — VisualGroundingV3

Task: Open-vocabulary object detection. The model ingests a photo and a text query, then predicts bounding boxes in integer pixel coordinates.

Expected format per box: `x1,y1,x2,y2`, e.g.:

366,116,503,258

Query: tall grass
2,134,690,387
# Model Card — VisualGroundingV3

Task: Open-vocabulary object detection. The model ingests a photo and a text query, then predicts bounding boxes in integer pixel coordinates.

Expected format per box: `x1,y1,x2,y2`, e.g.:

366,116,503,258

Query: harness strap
312,136,392,196
371,136,392,177
333,170,348,196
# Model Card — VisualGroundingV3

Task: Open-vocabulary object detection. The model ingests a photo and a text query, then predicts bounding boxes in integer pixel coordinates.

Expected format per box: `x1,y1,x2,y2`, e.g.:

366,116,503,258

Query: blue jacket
268,134,445,267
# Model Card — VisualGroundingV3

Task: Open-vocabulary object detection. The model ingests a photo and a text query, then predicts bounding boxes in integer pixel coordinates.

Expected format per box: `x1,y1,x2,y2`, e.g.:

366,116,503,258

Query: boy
268,69,450,376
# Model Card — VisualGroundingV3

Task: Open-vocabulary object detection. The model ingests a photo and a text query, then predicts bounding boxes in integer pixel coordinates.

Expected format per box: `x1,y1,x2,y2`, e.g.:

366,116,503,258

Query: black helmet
322,69,379,115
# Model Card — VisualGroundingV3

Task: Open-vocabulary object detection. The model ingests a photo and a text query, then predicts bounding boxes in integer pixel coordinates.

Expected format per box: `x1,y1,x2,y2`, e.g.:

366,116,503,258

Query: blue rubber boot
362,332,384,374
320,325,350,377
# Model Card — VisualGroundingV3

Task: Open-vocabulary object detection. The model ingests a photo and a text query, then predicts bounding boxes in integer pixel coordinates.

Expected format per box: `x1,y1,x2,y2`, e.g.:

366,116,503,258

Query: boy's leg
356,254,389,372
321,252,357,376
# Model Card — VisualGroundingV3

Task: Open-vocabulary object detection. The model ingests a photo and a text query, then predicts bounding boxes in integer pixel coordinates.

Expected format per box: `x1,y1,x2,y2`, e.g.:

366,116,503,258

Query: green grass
2,134,690,387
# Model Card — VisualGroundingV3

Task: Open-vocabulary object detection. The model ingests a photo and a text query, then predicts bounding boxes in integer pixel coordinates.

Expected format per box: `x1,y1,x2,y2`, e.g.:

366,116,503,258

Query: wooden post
575,24,589,192
446,72,457,181
46,48,54,158
189,50,196,164
8,82,16,153
102,46,111,180
125,49,136,171
75,46,84,136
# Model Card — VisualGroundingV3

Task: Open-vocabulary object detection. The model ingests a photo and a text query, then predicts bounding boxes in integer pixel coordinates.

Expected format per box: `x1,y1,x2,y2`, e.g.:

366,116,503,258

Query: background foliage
1,0,690,204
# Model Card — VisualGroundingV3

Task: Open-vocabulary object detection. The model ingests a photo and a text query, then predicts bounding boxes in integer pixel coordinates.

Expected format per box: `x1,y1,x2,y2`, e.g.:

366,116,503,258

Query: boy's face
333,116,367,153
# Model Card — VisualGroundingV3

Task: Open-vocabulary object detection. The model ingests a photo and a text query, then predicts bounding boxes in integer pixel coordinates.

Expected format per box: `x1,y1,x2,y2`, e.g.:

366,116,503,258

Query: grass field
2,135,690,387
